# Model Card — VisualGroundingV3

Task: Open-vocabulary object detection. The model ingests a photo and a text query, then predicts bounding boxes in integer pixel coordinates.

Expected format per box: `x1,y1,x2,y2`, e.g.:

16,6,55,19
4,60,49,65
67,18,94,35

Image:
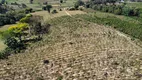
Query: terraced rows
0,16,142,80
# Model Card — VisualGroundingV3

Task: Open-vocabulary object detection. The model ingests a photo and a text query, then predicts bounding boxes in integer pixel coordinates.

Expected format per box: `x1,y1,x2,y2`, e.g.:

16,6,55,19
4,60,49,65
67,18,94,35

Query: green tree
1,0,5,4
46,5,52,13
29,0,33,4
8,23,29,42
4,37,19,50
60,0,63,3
74,0,84,9
28,15,50,38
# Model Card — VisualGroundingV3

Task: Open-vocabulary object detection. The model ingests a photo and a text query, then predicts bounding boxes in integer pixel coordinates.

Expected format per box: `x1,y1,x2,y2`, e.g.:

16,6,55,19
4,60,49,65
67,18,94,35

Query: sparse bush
74,0,84,9
89,4,140,17
25,8,33,14
4,37,19,50
0,11,26,26
46,5,52,13
102,5,109,12
20,14,32,23
0,48,12,59
59,8,62,11
8,23,29,42
97,5,103,11
122,6,131,16
28,15,50,38
68,7,76,11
21,3,27,8
78,6,84,11
108,6,114,13
51,9,58,14
14,13,26,21
92,5,97,10
42,6,46,10
114,8,122,15
74,4,79,9
85,2,90,8
42,5,52,13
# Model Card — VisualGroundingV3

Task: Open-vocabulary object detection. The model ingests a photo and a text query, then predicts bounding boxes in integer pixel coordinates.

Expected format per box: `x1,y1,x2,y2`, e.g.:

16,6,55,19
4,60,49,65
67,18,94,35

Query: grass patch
74,14,142,41
0,40,6,51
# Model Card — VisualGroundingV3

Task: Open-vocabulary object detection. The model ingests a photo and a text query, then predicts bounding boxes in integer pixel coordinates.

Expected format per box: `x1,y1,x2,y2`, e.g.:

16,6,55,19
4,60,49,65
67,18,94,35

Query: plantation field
31,11,67,20
31,10,86,20
84,9,140,24
5,0,77,10
0,15,141,79
82,9,142,41
126,2,142,8
0,0,142,79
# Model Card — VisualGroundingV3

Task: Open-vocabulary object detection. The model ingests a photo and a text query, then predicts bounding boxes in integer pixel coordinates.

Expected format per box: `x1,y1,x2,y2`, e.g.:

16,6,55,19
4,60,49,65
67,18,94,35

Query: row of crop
91,5,140,16
74,14,142,41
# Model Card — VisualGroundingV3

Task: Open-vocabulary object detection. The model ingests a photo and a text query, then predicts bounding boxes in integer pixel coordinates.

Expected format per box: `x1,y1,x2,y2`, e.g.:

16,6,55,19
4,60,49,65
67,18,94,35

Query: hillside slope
0,16,142,80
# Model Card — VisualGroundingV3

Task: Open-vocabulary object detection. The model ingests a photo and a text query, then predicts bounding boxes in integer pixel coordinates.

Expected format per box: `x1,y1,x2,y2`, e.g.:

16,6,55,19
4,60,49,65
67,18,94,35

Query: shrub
4,37,25,53
59,9,62,11
26,14,32,17
131,8,140,16
25,8,33,14
4,37,19,50
92,5,97,10
68,7,76,11
42,6,46,10
8,23,29,32
0,11,26,26
97,5,103,11
74,0,84,9
46,5,52,13
14,13,26,21
90,4,140,17
74,3,79,9
78,6,84,11
42,5,53,13
8,23,29,41
122,6,131,16
20,14,32,23
102,5,109,12
28,15,50,38
85,2,90,8
51,9,58,14
114,8,122,15
0,48,12,59
108,6,114,13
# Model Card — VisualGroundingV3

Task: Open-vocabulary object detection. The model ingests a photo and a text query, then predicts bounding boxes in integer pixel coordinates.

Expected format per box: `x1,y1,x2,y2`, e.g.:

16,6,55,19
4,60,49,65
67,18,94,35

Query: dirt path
64,8,72,17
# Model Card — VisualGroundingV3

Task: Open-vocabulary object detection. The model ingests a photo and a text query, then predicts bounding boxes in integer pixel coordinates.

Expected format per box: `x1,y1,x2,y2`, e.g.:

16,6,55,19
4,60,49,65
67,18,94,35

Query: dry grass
31,10,86,21
0,16,142,80
0,24,15,31
67,10,86,15
0,40,6,51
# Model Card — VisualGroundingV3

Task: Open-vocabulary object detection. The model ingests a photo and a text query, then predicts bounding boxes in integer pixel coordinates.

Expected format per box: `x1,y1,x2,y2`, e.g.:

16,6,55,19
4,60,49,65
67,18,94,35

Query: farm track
64,8,72,17
0,15,142,80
